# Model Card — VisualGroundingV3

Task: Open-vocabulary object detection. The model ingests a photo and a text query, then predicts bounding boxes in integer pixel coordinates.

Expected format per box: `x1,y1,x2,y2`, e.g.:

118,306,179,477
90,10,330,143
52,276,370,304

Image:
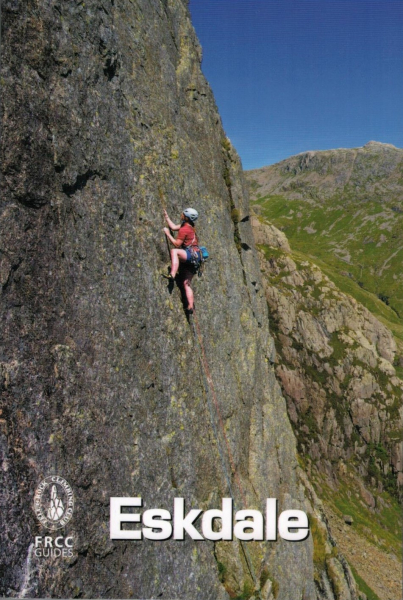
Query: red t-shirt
176,223,198,248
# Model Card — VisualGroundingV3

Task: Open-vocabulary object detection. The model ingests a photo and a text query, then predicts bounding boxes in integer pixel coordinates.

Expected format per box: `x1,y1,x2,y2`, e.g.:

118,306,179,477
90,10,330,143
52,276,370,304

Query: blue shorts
185,248,195,262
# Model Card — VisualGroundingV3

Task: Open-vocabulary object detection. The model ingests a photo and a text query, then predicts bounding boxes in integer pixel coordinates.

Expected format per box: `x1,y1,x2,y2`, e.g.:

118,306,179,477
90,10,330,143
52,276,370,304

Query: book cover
1,1,401,599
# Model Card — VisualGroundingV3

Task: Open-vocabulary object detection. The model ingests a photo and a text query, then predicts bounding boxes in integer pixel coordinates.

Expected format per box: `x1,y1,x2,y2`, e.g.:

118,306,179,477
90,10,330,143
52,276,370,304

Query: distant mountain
246,142,403,353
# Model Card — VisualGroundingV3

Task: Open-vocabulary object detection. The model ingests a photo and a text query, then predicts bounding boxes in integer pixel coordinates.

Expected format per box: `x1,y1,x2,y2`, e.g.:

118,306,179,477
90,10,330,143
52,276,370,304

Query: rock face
0,2,357,599
253,219,403,494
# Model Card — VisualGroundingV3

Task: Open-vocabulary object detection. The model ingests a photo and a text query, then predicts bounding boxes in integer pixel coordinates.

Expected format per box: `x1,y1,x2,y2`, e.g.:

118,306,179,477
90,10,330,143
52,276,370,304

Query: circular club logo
34,476,74,530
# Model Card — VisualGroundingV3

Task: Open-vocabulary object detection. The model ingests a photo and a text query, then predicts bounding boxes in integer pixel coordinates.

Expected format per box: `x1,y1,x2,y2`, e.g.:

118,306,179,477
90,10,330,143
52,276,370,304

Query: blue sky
189,0,403,170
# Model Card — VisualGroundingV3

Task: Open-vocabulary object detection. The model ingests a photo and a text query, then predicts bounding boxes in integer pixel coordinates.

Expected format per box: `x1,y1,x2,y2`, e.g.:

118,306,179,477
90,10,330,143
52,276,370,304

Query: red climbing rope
192,309,248,506
191,309,264,598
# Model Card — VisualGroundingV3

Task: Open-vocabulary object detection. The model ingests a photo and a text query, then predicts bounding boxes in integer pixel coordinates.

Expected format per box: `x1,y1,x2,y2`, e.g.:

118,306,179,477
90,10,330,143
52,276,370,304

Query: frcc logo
33,475,74,530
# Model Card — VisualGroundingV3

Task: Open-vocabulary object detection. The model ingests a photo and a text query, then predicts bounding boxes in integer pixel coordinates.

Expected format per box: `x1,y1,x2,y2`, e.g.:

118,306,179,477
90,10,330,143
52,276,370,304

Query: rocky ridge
252,216,402,599
1,1,358,599
253,216,402,492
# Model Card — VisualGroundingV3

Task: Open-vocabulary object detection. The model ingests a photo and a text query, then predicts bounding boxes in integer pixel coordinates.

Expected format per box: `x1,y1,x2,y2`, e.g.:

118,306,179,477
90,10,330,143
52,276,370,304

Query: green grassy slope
246,143,403,351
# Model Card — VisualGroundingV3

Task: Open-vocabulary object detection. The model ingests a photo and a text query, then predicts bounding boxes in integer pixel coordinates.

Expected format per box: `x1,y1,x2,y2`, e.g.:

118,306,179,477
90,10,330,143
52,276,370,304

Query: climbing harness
185,233,209,277
187,245,204,275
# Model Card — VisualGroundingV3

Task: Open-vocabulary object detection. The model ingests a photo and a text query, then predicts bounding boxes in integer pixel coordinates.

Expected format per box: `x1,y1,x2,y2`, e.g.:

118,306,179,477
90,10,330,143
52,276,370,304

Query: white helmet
183,207,198,222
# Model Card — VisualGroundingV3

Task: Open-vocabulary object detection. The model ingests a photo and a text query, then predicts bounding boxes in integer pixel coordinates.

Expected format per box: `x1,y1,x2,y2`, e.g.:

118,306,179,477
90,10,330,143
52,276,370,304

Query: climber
163,207,200,314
